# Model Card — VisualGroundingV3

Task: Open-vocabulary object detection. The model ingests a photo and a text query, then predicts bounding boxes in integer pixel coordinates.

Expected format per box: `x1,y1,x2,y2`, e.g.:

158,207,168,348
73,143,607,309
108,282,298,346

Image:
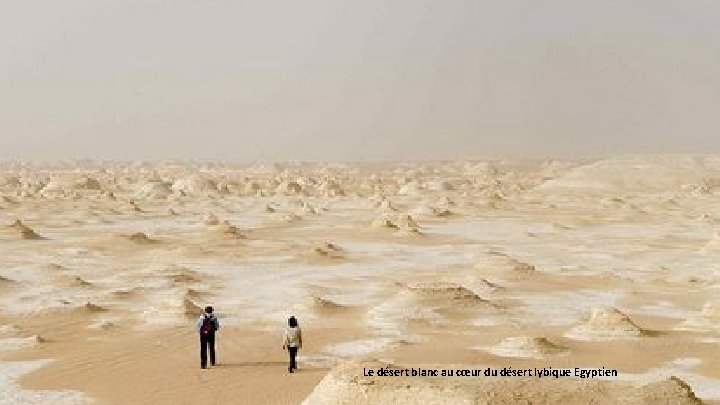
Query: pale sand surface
6,323,335,405
0,156,719,404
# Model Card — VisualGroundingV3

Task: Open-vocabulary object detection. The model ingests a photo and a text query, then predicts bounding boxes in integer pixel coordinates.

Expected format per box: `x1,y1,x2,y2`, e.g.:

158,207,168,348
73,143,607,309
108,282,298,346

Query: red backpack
200,315,216,335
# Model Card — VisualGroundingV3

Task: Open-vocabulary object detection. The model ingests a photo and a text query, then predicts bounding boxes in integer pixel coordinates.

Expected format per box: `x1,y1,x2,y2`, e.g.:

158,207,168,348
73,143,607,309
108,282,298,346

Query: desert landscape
0,155,718,404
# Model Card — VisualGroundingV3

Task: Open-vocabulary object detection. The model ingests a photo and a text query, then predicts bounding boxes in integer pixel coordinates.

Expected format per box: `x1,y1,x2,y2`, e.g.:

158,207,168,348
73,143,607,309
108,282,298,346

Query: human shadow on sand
213,361,288,368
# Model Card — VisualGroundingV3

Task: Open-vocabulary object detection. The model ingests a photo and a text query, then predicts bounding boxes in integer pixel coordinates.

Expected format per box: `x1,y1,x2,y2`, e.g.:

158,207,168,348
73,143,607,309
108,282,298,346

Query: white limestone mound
171,174,218,195
41,263,67,272
300,360,705,405
464,161,500,177
282,213,302,223
202,212,220,226
697,213,716,223
7,220,44,240
437,196,455,206
402,282,497,310
182,295,203,319
535,155,720,195
432,206,453,217
110,287,145,299
38,178,71,195
461,276,504,294
475,253,537,280
676,300,720,332
73,176,102,190
300,296,350,315
215,181,232,195
394,228,423,238
53,275,93,288
566,307,646,340
411,204,453,218
683,177,720,195
136,181,173,199
0,274,16,286
425,180,454,191
371,214,420,233
0,195,19,205
276,180,303,195
397,181,422,196
44,302,107,316
214,221,247,239
375,199,398,212
368,292,447,332
1,175,21,188
88,319,116,330
244,181,263,195
371,215,399,229
183,288,208,302
321,180,345,197
126,232,158,244
140,288,210,325
163,266,203,285
480,188,507,205
128,200,143,213
311,242,344,259
485,336,567,359
0,335,46,351
81,302,107,314
394,215,420,229
300,200,318,214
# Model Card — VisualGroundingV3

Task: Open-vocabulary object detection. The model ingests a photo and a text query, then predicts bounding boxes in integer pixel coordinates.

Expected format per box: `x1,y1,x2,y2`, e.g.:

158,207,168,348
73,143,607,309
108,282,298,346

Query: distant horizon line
1,152,719,165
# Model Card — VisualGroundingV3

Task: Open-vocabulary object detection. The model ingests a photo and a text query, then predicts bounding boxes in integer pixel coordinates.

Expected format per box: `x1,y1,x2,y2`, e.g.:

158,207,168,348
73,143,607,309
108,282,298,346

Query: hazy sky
1,0,719,160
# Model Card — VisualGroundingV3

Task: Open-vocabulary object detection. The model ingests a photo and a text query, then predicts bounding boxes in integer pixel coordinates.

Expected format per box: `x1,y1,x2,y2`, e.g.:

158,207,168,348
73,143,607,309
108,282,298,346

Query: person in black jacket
196,306,220,369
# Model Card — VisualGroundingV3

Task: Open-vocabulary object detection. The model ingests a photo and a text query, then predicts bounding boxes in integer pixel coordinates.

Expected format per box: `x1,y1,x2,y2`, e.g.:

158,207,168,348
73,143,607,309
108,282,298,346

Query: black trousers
288,346,298,370
200,333,216,368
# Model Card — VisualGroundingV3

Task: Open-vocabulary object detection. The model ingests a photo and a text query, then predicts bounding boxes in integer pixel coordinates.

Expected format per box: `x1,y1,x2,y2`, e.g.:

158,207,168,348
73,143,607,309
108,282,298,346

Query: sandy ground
0,156,719,404
7,323,333,405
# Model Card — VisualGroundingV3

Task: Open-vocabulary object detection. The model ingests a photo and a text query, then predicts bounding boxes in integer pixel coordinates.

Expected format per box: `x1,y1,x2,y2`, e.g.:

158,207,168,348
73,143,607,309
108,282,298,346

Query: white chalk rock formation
485,336,566,359
566,307,646,340
301,359,704,405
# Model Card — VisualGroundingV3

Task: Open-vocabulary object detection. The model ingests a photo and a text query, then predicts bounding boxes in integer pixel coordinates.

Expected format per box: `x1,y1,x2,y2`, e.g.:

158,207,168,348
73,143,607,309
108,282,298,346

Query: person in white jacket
282,316,302,373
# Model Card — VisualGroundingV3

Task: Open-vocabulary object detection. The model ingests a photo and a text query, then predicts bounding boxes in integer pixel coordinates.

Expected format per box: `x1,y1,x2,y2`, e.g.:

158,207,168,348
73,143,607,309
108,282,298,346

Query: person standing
196,306,220,369
282,316,302,373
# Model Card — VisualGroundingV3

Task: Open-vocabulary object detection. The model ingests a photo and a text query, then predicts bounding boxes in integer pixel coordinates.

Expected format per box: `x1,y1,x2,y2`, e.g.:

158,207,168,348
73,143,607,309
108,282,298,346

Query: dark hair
205,306,214,314
288,316,298,328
